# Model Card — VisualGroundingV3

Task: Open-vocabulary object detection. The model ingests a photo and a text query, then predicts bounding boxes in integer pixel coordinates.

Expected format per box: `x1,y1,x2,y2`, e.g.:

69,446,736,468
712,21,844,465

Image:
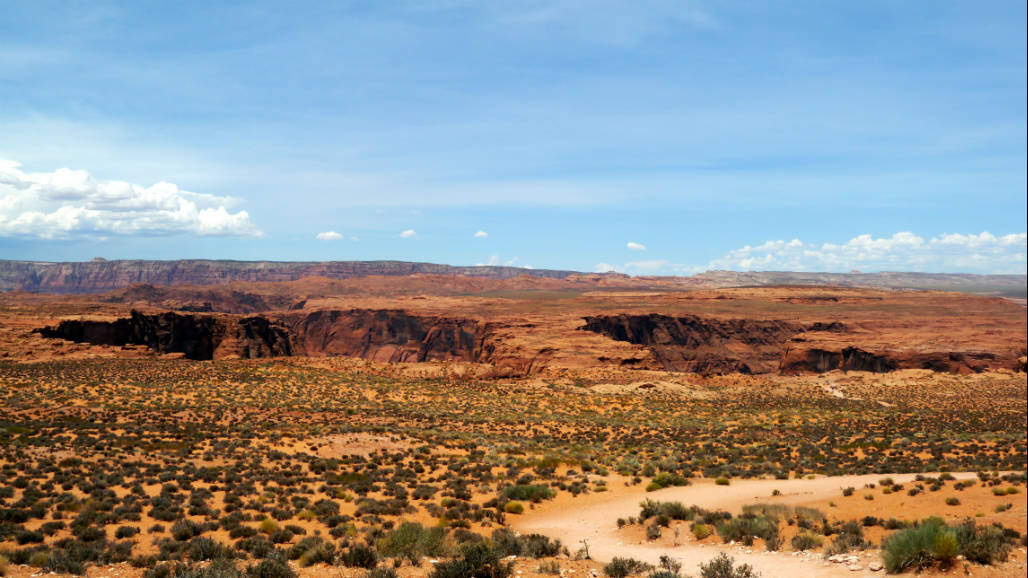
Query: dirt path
513,472,982,578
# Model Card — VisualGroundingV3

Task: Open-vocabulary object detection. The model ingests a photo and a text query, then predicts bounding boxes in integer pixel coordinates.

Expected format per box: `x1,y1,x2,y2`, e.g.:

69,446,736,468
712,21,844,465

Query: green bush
716,516,779,550
501,485,555,503
428,543,513,578
377,522,450,562
603,557,650,578
339,544,379,569
698,553,758,578
490,529,562,558
245,553,296,578
645,472,691,492
639,500,694,521
790,533,822,551
882,518,1012,573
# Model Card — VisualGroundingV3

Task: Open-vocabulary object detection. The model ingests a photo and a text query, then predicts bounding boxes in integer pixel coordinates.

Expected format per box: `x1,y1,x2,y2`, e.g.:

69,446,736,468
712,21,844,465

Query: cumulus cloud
316,231,343,241
0,158,260,239
626,241,646,251
474,230,488,238
400,229,417,238
709,231,1027,274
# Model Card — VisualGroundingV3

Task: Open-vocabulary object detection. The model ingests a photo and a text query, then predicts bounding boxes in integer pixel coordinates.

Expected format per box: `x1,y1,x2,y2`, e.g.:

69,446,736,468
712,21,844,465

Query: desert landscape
0,260,1025,578
2,3,1026,578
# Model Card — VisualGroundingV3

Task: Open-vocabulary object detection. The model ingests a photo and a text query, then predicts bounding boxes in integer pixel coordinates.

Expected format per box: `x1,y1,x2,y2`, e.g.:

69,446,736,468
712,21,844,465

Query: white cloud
709,231,1028,274
316,231,343,241
626,241,646,251
400,229,417,238
0,158,260,239
474,230,488,238
595,262,619,273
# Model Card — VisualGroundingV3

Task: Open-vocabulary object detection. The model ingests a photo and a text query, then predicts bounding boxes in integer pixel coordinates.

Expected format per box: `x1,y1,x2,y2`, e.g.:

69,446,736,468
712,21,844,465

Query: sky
1,1,1025,275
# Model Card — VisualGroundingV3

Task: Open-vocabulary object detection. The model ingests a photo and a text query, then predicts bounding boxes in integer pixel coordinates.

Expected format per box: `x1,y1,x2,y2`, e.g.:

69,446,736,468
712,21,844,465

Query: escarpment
581,314,1023,375
33,300,1026,375
1,259,580,293
580,314,804,374
36,310,291,360
283,309,486,362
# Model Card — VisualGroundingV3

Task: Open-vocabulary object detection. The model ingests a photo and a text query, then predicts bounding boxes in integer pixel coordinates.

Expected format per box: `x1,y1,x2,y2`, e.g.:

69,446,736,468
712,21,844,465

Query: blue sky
1,1,1025,274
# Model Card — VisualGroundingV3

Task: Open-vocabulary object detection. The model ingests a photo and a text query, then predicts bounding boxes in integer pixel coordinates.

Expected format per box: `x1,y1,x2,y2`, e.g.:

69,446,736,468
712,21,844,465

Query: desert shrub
698,553,758,578
428,543,513,578
189,537,235,561
377,522,450,562
823,522,869,557
645,524,661,540
953,521,1011,565
883,517,1012,573
234,536,275,559
339,544,379,569
116,525,140,539
490,529,561,558
882,518,950,573
536,560,561,575
172,519,204,541
790,533,822,551
258,519,280,535
649,555,682,578
501,485,555,503
645,472,690,492
194,558,244,578
639,500,694,521
297,542,335,567
692,523,711,540
15,529,44,544
603,557,650,578
716,516,779,550
245,552,295,578
43,550,86,576
503,501,524,514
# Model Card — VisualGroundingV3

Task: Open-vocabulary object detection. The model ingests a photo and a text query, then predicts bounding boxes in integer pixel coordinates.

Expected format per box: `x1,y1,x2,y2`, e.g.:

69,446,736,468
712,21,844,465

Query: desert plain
0,264,1025,578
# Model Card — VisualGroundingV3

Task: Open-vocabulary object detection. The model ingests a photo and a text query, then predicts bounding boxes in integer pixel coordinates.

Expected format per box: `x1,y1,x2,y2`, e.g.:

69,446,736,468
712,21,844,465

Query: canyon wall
36,310,291,360
35,309,1026,375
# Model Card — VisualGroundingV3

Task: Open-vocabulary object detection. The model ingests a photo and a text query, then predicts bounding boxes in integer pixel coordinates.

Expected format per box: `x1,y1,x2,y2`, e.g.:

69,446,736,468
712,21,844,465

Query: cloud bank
0,158,260,239
709,232,1027,274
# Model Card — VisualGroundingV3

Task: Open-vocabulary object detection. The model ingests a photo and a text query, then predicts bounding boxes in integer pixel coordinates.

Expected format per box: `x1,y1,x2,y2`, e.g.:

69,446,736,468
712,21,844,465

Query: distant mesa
0,259,1024,296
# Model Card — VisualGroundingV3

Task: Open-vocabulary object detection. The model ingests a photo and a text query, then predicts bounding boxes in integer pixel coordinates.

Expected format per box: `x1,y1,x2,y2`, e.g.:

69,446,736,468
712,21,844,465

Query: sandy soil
513,473,1028,578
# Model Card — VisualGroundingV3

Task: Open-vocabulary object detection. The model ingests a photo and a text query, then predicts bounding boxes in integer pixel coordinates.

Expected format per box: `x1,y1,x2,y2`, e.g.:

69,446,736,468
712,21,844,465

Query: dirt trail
513,472,980,578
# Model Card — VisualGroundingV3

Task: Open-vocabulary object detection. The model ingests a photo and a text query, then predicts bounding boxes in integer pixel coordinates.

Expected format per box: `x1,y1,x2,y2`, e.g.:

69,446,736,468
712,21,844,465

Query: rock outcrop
35,310,291,360
581,314,802,374
285,309,486,363
778,346,1007,374
582,314,1024,375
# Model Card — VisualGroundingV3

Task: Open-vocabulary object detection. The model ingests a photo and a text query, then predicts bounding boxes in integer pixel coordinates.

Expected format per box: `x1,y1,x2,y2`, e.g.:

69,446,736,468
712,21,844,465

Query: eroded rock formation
285,309,485,362
581,314,802,374
35,310,291,360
